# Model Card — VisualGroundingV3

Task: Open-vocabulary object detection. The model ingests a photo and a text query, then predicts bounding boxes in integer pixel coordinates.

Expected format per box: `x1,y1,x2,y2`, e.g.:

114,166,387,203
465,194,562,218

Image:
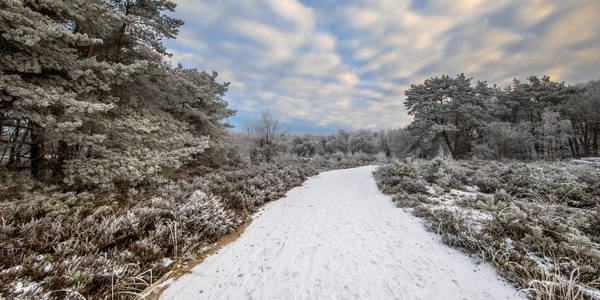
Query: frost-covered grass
0,176,240,299
161,166,523,299
0,154,376,299
374,158,600,299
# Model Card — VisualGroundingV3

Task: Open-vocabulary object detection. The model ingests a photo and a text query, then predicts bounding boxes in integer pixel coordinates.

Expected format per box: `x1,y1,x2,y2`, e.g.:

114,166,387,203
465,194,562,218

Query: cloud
166,0,600,133
345,7,381,29
266,0,315,31
514,0,557,26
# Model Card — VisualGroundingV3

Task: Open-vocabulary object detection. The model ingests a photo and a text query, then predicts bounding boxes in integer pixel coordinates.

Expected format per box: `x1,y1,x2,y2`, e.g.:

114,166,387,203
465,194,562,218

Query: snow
43,263,52,273
572,157,600,166
426,186,437,195
464,185,480,193
162,258,174,268
450,188,479,198
423,188,493,233
583,287,600,299
572,159,599,166
12,281,40,295
0,265,23,274
160,166,524,299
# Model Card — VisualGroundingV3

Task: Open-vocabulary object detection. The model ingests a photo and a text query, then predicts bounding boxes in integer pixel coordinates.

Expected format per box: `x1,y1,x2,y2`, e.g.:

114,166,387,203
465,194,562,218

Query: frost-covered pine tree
0,0,135,177
404,74,495,159
563,80,600,157
1,0,235,191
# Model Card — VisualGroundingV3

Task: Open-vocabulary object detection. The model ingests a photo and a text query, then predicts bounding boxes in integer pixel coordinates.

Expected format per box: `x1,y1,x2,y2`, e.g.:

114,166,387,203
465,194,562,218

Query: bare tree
247,109,288,161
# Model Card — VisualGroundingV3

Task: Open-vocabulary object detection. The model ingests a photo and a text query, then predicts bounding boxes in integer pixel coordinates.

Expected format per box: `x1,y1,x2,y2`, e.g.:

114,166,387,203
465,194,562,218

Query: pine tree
404,74,494,159
563,80,600,157
1,0,235,191
0,0,129,176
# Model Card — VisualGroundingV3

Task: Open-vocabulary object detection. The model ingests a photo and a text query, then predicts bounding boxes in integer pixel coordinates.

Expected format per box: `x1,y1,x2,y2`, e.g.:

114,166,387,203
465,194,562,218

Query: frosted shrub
491,189,509,202
132,237,163,262
387,158,422,178
422,157,465,189
424,157,449,185
1,146,374,298
376,152,388,164
309,154,327,169
178,191,239,240
392,192,428,208
0,180,243,299
374,158,428,195
462,160,506,193
508,163,587,205
330,151,345,162
375,159,600,299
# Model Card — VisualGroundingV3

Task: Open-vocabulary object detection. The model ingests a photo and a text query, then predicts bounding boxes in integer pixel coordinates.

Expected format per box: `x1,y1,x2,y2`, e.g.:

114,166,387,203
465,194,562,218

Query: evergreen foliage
400,74,597,160
0,0,233,191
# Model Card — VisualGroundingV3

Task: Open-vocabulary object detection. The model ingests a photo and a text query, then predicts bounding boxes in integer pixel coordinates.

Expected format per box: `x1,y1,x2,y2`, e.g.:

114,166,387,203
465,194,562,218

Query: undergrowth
0,153,377,299
374,158,600,300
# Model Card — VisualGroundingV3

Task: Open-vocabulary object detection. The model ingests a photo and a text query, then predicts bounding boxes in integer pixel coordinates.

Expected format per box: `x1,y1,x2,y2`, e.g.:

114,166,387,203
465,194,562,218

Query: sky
165,0,600,134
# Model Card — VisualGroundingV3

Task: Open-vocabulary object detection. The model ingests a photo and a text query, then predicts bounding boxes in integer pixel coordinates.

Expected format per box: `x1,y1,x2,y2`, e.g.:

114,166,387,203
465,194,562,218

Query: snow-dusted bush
457,160,598,207
1,153,360,299
0,184,243,299
375,159,600,299
374,158,426,195
198,159,322,211
506,163,590,206
375,157,466,195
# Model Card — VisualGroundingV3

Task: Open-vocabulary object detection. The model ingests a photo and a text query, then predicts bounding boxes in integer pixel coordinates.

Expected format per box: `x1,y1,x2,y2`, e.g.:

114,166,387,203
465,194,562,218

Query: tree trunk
7,119,21,169
583,122,590,155
568,138,577,158
54,140,70,177
0,116,4,164
452,133,460,159
574,136,583,158
87,44,95,58
441,131,456,159
115,23,127,63
30,123,44,178
115,1,131,63
452,114,461,159
593,122,598,156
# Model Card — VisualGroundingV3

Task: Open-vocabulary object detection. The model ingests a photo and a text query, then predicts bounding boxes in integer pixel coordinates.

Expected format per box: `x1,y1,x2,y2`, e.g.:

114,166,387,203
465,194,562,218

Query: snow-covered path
161,166,524,299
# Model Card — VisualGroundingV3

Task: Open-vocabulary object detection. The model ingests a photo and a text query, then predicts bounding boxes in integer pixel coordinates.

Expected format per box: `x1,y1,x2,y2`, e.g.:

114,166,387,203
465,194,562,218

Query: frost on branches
1,0,233,191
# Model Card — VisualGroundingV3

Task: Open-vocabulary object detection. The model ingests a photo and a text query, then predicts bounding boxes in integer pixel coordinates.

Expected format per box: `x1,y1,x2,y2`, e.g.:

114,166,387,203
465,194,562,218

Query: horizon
166,0,600,134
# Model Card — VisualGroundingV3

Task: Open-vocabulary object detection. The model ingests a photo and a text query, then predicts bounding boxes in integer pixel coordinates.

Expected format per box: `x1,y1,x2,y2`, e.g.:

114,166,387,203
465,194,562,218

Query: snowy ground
160,166,524,299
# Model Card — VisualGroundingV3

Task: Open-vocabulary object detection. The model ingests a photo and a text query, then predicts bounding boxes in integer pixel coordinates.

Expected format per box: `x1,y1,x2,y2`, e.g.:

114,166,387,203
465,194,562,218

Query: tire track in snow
160,166,524,300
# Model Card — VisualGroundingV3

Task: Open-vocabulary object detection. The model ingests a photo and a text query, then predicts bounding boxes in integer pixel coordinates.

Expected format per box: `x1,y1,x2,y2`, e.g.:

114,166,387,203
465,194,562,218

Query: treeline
394,74,599,160
5,1,595,195
0,0,235,191
234,109,385,161
237,74,600,164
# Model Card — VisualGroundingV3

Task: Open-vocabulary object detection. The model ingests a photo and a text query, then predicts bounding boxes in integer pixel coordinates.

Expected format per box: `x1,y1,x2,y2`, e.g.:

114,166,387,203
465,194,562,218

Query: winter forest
1,0,599,299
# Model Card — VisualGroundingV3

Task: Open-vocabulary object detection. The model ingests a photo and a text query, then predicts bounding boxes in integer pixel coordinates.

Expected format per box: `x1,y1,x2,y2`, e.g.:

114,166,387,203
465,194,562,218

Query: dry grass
0,154,377,299
137,216,254,300
375,158,600,299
